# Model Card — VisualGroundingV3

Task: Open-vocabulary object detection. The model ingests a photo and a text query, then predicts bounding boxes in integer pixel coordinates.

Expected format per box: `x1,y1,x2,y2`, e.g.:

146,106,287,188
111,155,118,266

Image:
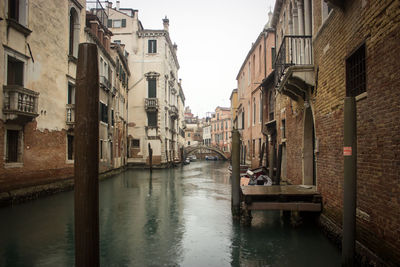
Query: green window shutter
121,19,126,27
107,19,112,28
148,78,156,98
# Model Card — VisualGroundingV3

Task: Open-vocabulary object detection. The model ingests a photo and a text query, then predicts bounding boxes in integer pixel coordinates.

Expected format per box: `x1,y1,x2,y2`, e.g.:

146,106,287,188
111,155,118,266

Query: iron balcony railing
145,98,158,111
66,104,75,125
275,35,313,86
86,0,108,27
3,85,39,118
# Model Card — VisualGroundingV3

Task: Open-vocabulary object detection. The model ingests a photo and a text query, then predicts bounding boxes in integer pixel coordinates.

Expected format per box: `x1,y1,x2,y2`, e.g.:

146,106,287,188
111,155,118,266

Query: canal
0,161,340,266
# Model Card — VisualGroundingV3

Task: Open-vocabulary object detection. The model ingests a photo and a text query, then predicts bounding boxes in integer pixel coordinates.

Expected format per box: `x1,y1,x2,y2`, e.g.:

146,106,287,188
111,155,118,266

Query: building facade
236,16,275,168
1,0,86,189
210,107,232,154
269,0,400,264
107,4,184,166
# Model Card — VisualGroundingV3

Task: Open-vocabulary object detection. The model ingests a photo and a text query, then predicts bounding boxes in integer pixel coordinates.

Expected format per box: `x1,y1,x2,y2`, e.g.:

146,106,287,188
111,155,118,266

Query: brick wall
313,0,400,264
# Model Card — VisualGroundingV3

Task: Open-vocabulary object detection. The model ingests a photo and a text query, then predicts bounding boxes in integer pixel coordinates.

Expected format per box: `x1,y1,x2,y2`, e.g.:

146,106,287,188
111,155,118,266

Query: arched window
69,8,79,57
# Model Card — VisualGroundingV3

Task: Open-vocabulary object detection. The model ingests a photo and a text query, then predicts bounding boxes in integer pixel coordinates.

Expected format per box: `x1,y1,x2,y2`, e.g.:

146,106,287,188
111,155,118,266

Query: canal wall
0,166,127,207
318,214,390,267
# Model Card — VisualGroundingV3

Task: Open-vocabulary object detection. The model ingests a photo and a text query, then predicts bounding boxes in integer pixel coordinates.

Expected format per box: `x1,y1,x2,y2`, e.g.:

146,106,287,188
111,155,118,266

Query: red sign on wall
343,146,352,156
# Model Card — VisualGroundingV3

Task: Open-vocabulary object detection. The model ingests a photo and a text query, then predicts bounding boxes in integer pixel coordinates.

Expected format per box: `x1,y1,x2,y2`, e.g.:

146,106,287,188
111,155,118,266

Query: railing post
74,43,100,267
231,130,241,218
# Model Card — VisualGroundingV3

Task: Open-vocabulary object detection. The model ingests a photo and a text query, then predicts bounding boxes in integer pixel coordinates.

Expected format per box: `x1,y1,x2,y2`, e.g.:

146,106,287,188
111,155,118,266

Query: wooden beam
247,202,321,211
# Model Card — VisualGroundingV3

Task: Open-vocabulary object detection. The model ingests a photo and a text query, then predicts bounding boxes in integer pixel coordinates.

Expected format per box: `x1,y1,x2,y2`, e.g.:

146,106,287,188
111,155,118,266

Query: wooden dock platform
240,185,322,212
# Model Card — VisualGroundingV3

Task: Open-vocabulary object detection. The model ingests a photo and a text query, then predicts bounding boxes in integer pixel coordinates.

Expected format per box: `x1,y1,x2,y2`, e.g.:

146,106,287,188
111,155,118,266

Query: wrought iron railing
3,85,39,116
145,98,158,110
86,0,108,27
275,35,313,86
66,104,75,124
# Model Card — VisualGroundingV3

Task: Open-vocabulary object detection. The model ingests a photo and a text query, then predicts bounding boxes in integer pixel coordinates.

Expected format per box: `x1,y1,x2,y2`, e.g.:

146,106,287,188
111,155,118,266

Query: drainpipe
342,97,357,267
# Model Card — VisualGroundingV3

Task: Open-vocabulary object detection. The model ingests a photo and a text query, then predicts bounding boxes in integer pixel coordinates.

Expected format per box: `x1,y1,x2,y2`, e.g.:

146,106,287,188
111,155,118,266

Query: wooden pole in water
276,144,282,185
74,43,100,267
148,143,153,173
231,129,241,218
342,97,357,267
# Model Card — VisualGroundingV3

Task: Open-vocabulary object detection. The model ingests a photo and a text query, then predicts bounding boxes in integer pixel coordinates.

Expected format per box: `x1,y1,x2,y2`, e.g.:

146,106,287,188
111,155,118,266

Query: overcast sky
115,0,276,118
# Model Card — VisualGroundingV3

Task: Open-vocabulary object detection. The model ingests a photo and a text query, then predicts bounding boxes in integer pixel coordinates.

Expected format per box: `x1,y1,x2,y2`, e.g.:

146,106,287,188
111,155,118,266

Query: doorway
303,107,316,185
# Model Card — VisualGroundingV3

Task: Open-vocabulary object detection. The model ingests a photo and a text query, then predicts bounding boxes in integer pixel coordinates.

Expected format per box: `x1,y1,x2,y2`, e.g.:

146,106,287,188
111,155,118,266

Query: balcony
169,105,178,119
275,35,314,102
145,98,158,111
66,104,75,126
100,76,111,90
3,85,39,123
86,0,108,27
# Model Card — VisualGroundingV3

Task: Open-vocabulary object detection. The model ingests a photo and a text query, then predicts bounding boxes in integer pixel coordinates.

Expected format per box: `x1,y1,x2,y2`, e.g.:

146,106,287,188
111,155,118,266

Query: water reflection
0,161,340,266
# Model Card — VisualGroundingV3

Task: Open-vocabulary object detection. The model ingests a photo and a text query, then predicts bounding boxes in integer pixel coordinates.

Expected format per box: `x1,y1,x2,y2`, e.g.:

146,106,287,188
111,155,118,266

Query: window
8,0,27,26
253,98,256,125
69,8,79,57
346,44,366,97
132,139,140,147
282,119,286,139
111,109,114,126
100,102,108,123
252,140,255,158
114,40,121,44
147,112,157,127
148,40,157,53
271,47,276,69
67,134,74,160
188,133,191,137
225,121,228,129
100,140,103,159
148,78,156,97
217,113,219,120
269,91,275,121
7,56,24,86
241,112,245,129
247,103,250,127
6,130,21,163
226,132,228,140
248,62,251,85
108,19,126,28
67,83,75,104
221,122,223,130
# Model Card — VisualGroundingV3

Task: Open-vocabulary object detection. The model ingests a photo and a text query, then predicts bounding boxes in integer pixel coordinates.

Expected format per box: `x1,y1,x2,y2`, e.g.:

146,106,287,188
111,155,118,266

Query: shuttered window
148,78,156,97
148,40,157,53
148,112,157,127
121,19,126,27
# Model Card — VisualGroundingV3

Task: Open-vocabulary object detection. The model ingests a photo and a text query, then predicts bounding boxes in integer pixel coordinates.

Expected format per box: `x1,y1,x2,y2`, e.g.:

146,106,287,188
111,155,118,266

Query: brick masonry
312,0,400,264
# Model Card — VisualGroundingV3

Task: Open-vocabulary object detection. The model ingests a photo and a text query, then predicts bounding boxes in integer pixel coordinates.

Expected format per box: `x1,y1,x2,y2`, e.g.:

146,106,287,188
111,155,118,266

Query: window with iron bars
346,44,366,97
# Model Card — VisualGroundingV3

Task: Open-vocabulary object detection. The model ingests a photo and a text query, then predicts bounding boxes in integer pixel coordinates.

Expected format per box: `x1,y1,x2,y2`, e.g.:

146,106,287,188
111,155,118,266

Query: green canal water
0,161,341,266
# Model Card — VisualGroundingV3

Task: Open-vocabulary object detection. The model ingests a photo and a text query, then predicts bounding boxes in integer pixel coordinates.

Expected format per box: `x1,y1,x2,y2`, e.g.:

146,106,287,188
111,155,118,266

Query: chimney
179,78,182,85
173,42,178,52
163,16,169,32
107,1,112,8
116,1,120,10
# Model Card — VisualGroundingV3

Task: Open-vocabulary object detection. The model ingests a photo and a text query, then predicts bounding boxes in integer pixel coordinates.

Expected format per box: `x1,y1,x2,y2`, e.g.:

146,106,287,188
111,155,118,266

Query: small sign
343,146,352,156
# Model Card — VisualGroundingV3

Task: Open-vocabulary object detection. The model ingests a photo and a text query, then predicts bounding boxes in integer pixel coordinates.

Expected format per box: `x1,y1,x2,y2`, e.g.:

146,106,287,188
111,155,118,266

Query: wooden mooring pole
148,143,153,173
231,130,241,218
342,97,357,267
74,43,100,267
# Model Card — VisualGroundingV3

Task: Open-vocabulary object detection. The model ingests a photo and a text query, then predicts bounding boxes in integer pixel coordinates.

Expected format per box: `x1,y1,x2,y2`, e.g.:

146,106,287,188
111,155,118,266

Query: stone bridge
184,145,229,160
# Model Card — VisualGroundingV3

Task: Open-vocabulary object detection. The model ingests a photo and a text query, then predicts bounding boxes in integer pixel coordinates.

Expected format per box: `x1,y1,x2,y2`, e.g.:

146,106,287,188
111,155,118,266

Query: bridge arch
184,145,229,160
